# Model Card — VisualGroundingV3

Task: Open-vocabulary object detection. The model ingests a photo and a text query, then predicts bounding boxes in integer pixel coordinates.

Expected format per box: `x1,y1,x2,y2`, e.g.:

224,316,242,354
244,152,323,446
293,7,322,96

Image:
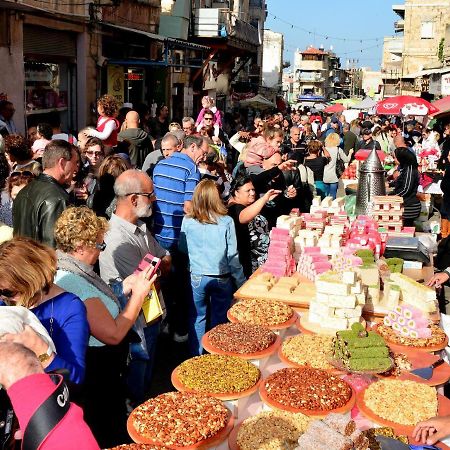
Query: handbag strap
21,374,70,450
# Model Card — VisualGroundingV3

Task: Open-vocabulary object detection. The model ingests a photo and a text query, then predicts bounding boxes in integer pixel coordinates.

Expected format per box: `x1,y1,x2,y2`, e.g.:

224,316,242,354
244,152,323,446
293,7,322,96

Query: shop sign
441,72,450,96
107,65,125,104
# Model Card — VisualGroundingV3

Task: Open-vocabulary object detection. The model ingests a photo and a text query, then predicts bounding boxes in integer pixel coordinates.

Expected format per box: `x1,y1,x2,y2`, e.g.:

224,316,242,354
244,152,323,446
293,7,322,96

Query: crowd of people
1,94,450,448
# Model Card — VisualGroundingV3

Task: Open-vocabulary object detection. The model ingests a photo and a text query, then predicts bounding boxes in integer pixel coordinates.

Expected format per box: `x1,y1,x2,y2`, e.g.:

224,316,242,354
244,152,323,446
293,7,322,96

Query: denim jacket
179,215,246,287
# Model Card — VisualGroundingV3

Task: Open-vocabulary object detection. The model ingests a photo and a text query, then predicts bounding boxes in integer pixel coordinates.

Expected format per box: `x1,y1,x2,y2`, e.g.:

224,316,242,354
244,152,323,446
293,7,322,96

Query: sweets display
176,355,260,394
389,272,437,314
332,323,391,373
263,368,352,411
236,410,311,450
228,298,294,326
363,427,409,450
383,304,431,339
371,196,404,232
376,322,446,348
308,270,366,330
383,353,412,377
295,414,369,450
261,228,296,276
128,392,229,447
281,334,334,370
363,379,438,425
207,323,276,354
110,445,171,450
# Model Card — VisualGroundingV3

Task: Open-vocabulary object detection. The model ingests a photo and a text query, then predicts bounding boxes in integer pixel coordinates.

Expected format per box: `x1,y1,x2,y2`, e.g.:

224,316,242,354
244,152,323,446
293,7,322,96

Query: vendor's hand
0,325,49,358
278,159,297,171
263,188,281,203
0,342,43,390
426,272,449,288
285,184,297,198
413,416,450,445
212,136,221,145
122,265,158,299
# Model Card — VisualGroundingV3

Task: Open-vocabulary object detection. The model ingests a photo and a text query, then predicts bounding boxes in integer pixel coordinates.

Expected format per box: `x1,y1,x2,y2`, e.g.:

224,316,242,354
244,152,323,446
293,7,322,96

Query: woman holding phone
53,206,157,448
179,179,245,356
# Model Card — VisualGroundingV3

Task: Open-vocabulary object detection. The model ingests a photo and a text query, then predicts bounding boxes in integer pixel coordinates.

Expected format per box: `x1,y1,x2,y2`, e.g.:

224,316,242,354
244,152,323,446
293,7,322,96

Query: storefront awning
102,22,165,42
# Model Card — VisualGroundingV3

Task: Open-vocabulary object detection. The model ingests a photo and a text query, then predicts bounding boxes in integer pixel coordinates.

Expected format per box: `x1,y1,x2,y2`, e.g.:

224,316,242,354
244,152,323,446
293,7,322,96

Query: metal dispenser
355,147,386,216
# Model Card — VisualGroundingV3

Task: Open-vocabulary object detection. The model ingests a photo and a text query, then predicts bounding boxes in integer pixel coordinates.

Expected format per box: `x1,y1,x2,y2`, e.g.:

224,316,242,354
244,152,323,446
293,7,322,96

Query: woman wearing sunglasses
53,206,157,447
0,237,89,386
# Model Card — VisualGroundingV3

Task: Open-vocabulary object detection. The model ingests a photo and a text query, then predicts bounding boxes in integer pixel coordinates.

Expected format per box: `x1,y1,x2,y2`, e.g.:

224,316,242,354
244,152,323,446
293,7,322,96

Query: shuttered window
23,25,76,57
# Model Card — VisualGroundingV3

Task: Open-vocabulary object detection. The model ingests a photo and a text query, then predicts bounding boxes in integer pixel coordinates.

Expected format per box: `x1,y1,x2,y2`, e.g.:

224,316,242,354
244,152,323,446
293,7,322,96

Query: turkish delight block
323,413,356,436
328,294,357,309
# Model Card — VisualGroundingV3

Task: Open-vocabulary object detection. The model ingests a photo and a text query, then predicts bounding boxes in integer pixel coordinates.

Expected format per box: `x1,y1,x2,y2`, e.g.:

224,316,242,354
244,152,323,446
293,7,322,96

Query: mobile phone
134,253,161,278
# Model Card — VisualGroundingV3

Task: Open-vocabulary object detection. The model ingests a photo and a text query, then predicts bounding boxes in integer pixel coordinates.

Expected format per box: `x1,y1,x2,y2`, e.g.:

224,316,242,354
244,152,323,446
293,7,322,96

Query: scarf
56,250,121,309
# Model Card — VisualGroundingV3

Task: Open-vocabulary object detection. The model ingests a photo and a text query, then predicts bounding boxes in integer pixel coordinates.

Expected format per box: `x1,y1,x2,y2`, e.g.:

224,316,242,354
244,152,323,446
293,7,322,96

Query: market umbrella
332,98,359,108
430,95,450,116
239,94,276,110
351,96,377,110
323,103,345,113
376,95,439,115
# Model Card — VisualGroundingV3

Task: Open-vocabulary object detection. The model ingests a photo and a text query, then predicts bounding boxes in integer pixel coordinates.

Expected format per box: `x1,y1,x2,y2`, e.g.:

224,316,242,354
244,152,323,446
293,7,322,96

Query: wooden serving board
298,312,366,336
259,380,356,417
202,332,281,360
171,367,261,401
234,269,316,309
356,389,450,449
127,407,234,448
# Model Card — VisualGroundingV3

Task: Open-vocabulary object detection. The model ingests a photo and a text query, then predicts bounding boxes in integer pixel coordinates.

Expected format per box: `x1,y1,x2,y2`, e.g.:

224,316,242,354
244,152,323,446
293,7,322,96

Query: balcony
297,72,324,82
384,36,403,54
192,8,260,51
394,19,404,33
392,4,405,19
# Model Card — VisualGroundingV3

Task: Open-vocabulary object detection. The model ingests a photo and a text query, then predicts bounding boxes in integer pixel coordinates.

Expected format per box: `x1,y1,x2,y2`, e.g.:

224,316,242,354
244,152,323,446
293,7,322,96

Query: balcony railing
297,73,324,82
394,20,404,32
193,8,260,46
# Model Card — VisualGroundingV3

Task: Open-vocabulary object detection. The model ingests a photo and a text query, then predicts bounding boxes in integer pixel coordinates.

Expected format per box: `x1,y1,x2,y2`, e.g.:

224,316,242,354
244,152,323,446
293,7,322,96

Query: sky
265,0,399,71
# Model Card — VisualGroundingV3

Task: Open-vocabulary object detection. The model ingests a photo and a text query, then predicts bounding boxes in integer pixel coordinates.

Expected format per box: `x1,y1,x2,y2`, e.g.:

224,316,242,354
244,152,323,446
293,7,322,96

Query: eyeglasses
0,289,16,299
204,117,214,121
95,241,107,251
85,151,104,157
125,191,155,199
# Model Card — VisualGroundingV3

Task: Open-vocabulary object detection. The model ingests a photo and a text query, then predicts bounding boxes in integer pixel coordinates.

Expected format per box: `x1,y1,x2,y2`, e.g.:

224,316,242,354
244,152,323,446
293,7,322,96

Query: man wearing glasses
99,169,171,406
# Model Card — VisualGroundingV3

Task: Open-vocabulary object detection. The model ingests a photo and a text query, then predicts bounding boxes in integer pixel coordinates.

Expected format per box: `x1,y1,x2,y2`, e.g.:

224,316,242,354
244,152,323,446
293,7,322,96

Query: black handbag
335,150,345,179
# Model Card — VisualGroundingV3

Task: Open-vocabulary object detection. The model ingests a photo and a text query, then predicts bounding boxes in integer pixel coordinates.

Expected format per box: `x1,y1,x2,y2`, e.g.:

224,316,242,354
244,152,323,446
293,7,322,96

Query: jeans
126,320,160,406
188,274,234,356
324,182,338,199
157,239,191,336
315,181,327,199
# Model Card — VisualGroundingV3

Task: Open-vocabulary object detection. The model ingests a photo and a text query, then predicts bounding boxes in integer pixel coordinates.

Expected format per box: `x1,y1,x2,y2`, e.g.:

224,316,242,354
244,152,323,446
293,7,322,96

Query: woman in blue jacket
180,179,246,356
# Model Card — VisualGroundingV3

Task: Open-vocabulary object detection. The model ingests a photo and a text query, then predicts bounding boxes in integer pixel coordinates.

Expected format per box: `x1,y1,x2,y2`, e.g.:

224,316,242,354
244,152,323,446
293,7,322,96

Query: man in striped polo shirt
152,135,209,341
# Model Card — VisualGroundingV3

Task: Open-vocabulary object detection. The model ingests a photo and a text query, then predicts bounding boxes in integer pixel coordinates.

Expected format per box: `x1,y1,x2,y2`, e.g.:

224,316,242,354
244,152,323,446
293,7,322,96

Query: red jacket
8,373,100,450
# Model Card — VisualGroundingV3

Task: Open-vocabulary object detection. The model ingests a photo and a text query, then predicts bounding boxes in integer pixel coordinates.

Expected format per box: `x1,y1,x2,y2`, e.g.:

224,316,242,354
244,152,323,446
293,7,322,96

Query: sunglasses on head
10,171,33,178
0,289,16,299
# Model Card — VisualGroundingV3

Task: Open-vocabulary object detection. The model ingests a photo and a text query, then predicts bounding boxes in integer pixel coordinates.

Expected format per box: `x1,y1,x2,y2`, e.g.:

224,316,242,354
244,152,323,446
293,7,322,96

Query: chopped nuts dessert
237,410,311,450
264,368,352,411
177,354,260,394
281,334,334,370
364,379,437,425
109,445,171,450
208,323,276,354
229,298,294,326
377,323,446,348
129,392,229,447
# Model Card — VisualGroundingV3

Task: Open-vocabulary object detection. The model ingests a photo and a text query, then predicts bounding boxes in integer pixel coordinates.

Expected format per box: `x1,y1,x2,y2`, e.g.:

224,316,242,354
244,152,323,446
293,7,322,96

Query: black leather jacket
13,173,69,248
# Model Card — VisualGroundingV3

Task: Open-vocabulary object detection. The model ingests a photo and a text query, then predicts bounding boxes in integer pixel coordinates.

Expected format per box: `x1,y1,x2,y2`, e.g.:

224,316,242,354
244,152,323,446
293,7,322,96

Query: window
421,21,434,39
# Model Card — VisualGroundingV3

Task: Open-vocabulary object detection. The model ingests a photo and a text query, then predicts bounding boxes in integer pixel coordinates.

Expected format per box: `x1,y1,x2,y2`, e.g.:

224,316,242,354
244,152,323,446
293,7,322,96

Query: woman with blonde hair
0,237,89,384
179,179,245,356
54,206,157,447
323,132,352,199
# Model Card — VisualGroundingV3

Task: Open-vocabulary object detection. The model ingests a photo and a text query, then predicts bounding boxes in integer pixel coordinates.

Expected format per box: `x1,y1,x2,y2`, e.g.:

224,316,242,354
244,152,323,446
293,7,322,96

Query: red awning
431,95,450,116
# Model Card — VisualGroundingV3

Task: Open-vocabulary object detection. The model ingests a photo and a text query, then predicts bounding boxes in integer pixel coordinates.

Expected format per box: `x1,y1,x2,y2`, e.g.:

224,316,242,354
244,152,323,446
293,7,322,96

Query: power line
267,12,386,43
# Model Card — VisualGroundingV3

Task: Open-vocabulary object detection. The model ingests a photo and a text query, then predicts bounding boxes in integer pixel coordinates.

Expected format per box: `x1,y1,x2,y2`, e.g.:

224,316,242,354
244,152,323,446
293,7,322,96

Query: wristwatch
38,346,53,364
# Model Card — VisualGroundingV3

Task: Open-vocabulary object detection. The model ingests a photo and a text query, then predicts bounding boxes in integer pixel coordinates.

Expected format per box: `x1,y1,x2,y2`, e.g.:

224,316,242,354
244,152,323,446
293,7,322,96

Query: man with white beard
99,169,171,406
